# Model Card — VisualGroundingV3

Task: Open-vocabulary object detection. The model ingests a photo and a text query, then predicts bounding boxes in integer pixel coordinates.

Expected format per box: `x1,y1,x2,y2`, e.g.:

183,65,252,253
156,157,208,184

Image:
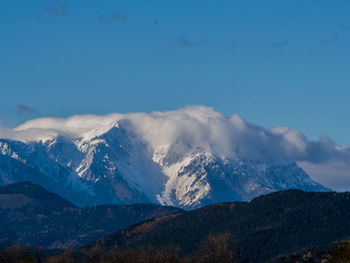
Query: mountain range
0,116,329,209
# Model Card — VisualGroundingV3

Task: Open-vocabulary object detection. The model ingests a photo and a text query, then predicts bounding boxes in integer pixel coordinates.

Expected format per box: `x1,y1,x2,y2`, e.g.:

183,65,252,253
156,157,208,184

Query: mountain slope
90,190,350,262
0,182,182,249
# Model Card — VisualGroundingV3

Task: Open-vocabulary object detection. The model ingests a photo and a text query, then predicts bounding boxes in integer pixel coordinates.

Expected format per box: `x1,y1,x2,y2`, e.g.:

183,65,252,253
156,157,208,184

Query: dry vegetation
0,233,238,263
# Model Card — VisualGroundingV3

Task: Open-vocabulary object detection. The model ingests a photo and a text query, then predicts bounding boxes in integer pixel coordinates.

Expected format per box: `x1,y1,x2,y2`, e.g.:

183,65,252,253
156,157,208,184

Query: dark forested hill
90,190,350,263
0,182,182,249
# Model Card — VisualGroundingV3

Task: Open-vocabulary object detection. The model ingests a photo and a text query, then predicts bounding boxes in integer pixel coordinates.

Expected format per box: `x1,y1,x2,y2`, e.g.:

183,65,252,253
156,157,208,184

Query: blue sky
1,0,350,144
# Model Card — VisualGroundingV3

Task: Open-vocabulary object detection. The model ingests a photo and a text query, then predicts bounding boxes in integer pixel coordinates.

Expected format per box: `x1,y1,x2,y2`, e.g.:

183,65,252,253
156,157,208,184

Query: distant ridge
0,182,182,249
0,181,75,209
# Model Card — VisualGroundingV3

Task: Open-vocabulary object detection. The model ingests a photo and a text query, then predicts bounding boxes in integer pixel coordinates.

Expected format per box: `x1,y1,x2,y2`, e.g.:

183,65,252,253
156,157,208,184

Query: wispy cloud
17,105,37,116
8,17,17,24
320,33,339,45
339,24,347,31
265,40,290,48
230,43,239,49
178,35,206,48
111,11,126,22
98,11,126,24
45,0,68,16
97,15,108,23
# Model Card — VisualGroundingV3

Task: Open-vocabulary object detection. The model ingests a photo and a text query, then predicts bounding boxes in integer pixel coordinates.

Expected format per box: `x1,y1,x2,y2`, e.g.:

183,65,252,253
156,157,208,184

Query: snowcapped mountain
0,107,330,208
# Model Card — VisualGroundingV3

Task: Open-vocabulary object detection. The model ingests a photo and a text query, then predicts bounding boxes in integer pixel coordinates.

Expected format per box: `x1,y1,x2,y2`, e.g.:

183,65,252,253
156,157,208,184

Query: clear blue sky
1,0,350,144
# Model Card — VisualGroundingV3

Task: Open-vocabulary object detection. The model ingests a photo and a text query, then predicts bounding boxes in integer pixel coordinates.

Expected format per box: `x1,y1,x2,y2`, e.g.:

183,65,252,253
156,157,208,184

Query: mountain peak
0,109,331,208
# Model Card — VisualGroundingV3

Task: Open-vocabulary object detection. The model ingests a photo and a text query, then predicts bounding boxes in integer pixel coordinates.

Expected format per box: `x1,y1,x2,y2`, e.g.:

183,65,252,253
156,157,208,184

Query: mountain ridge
0,112,330,208
89,189,350,263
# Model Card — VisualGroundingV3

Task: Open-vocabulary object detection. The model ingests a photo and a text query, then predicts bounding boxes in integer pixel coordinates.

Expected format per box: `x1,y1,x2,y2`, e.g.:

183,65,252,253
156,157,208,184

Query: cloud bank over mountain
1,106,349,190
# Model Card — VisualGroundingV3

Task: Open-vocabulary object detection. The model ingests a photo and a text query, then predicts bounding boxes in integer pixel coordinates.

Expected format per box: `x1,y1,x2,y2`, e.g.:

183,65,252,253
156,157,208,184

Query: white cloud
299,161,350,191
1,105,350,190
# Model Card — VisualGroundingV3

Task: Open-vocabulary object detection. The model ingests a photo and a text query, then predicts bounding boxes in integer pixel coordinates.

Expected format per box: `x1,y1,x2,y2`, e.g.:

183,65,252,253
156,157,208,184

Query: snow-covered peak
0,106,335,208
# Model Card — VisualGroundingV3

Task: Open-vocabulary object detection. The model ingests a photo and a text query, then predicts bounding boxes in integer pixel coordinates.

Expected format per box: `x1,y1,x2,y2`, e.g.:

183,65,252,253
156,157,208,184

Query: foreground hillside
90,190,350,262
0,182,182,249
1,188,350,262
